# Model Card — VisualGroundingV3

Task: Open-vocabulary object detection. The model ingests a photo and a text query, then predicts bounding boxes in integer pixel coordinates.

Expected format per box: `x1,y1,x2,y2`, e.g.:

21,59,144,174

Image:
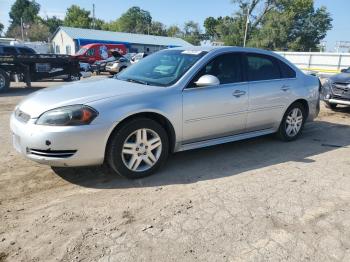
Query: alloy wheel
121,128,162,172
285,108,303,137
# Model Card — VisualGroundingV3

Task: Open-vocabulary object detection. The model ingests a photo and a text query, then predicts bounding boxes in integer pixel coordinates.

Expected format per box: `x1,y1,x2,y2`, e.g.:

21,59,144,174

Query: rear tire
106,118,169,179
277,102,306,141
0,68,10,93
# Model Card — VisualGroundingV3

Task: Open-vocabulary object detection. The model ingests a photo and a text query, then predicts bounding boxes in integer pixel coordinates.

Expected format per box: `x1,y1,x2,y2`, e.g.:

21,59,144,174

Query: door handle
233,90,246,97
281,85,290,91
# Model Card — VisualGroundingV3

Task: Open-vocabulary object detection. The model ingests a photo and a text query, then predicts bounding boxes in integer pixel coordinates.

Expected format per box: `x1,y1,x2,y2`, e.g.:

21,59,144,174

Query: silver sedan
10,47,320,178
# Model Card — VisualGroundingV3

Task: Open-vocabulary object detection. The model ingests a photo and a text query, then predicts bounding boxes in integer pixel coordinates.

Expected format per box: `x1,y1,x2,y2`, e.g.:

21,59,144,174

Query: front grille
106,62,114,67
332,83,350,98
15,109,30,123
27,148,77,158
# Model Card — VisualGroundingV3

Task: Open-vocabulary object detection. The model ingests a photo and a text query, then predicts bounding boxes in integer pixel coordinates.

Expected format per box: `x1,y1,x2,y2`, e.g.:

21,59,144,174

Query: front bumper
322,82,350,106
106,65,120,73
324,97,350,106
10,113,111,167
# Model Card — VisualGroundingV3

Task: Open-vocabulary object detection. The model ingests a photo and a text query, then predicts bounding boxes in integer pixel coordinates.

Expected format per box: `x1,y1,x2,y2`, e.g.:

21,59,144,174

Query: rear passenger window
246,54,281,81
279,61,296,78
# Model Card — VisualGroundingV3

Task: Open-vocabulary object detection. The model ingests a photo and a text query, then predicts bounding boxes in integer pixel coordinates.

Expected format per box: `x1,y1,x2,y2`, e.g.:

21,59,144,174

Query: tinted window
3,47,18,55
86,49,95,56
117,50,206,87
18,47,35,55
246,54,281,81
192,53,242,87
279,61,296,78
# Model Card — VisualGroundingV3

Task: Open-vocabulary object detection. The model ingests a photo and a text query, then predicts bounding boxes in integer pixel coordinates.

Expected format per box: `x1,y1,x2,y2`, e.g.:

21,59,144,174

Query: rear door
182,52,249,143
244,53,294,132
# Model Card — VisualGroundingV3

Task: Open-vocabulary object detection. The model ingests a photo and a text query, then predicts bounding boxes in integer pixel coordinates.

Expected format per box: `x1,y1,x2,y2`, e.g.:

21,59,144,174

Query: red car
74,43,127,64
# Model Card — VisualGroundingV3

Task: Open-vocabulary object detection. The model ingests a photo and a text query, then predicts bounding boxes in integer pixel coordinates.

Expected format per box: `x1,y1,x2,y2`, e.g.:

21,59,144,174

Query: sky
0,0,348,51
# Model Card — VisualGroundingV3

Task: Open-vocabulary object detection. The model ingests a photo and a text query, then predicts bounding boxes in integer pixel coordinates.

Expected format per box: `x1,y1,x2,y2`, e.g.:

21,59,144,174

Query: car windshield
117,49,207,87
76,48,87,55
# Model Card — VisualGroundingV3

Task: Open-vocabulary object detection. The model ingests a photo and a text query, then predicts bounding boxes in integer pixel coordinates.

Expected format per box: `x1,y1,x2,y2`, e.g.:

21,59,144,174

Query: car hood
330,73,350,83
18,78,162,118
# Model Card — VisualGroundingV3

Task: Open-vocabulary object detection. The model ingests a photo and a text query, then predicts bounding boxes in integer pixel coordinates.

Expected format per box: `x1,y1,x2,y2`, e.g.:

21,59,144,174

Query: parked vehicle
10,47,320,179
73,43,127,64
0,49,80,92
91,50,124,74
79,62,92,72
131,53,148,64
105,56,131,74
0,44,36,55
321,67,350,110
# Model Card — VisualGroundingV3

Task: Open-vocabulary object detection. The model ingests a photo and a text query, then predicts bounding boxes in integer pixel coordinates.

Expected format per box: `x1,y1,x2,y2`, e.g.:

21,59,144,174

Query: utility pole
20,17,24,41
92,4,96,29
243,3,250,47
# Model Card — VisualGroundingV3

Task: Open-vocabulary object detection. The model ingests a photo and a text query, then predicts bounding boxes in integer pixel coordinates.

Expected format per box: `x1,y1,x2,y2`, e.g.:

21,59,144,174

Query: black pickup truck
0,44,80,93
322,67,350,110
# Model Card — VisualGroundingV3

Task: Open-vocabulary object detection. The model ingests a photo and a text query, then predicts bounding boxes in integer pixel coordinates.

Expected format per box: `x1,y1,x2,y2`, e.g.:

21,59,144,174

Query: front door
182,52,249,143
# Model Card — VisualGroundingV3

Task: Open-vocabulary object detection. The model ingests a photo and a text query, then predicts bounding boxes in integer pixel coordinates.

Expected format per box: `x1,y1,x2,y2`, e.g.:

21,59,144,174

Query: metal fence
276,52,350,74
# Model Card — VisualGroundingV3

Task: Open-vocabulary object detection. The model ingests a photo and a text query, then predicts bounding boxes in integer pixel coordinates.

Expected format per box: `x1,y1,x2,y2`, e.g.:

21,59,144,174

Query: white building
50,26,193,55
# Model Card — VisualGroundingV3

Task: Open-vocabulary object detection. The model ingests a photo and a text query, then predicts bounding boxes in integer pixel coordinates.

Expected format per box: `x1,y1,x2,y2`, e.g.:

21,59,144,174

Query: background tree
93,18,107,30
183,21,202,45
6,0,40,37
205,0,332,51
43,16,63,34
204,17,219,39
117,7,152,34
6,22,50,41
149,21,167,36
63,5,92,29
167,25,182,37
8,0,40,26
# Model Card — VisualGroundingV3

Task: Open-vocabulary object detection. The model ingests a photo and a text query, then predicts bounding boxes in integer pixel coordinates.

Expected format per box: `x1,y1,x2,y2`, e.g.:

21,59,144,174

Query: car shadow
52,120,350,189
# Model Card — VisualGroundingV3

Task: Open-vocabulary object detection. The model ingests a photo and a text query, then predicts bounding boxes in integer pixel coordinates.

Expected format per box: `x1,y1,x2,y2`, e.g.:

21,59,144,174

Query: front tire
0,68,10,93
106,118,169,179
277,102,306,141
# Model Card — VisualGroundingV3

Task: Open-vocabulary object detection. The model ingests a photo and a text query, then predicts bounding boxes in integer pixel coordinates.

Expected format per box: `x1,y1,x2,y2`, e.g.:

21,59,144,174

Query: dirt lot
0,79,350,262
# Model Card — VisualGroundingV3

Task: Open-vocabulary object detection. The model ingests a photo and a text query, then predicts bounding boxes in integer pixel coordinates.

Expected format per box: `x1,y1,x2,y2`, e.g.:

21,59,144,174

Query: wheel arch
284,99,310,120
105,111,177,157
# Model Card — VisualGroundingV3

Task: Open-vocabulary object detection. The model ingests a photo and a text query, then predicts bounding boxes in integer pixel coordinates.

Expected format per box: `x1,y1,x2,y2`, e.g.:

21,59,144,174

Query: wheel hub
121,128,162,172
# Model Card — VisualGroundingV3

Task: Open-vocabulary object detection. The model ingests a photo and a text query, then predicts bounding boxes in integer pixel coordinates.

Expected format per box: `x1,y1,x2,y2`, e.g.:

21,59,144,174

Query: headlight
36,105,98,126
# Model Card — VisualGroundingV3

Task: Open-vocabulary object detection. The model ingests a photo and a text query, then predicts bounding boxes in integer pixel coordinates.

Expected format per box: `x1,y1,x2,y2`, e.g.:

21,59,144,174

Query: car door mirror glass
194,75,220,87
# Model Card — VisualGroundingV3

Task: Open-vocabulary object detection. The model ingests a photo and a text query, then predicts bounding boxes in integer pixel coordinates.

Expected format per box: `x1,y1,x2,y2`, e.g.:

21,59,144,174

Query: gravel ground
0,79,350,262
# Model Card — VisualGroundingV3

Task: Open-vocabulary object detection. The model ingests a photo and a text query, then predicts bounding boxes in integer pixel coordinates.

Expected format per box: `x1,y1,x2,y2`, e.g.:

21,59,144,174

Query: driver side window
189,53,243,88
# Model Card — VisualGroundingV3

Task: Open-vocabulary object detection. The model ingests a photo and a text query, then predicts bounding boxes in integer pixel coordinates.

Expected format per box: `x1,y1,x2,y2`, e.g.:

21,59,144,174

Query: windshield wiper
125,78,149,85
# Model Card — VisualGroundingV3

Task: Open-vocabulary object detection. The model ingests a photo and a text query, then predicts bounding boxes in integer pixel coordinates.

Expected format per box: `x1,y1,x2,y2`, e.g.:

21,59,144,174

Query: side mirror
194,75,220,87
341,68,347,73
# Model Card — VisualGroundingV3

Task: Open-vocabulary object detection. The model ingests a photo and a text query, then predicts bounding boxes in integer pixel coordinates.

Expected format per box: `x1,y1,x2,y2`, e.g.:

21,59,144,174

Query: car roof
169,46,301,73
171,45,277,54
